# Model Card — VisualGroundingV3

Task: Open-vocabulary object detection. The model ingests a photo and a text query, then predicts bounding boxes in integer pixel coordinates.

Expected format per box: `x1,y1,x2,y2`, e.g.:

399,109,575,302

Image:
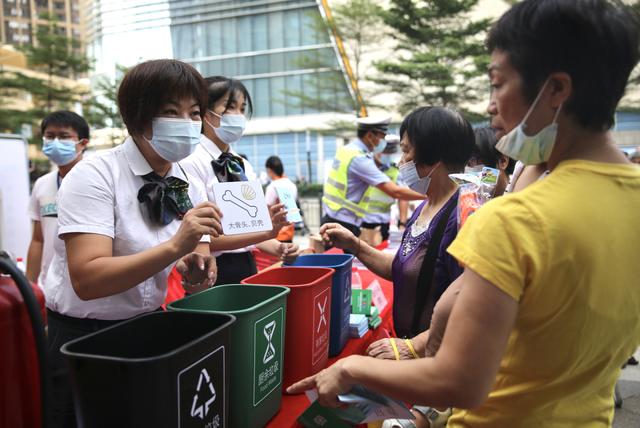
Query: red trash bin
242,267,334,391
0,267,47,428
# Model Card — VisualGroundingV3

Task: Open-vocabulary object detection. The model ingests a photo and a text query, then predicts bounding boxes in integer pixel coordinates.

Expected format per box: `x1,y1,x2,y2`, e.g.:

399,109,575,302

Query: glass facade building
1,0,82,47
83,0,357,182
170,0,354,118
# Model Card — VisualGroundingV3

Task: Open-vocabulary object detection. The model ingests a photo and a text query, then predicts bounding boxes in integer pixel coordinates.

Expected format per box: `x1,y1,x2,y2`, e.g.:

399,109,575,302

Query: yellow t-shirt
446,160,640,427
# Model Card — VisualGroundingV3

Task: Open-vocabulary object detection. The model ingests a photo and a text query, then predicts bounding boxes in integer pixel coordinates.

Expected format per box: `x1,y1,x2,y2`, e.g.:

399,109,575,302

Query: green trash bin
169,284,289,428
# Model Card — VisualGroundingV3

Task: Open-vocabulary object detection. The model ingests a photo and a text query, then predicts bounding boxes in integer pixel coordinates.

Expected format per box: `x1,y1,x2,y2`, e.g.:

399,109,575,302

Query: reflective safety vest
322,146,373,219
366,165,399,214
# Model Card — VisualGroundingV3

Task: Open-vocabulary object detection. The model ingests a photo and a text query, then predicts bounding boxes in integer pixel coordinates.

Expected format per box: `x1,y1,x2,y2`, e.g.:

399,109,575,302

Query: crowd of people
22,0,640,427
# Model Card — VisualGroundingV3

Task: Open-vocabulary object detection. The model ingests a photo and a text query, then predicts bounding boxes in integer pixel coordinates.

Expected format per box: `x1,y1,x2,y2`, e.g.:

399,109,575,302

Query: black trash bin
61,311,235,428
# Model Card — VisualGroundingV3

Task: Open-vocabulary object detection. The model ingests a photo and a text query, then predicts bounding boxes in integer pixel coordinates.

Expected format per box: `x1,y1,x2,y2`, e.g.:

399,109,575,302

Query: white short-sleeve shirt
265,177,298,206
28,170,60,287
44,137,209,320
181,134,258,256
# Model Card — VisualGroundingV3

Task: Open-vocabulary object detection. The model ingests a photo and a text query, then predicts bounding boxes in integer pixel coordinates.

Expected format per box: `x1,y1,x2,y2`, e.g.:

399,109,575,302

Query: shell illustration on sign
222,188,259,217
241,184,256,200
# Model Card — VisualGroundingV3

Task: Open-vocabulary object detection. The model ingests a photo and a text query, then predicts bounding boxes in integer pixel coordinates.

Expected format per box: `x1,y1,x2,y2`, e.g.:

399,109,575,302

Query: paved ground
614,348,640,427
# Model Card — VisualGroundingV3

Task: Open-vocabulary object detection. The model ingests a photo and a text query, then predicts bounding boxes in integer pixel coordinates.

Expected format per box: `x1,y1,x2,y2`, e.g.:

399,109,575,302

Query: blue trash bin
286,254,354,356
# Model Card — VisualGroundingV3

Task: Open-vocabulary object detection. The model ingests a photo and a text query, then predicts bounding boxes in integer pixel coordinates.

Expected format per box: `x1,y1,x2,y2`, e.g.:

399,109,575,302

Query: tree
19,13,90,111
374,0,491,114
0,13,90,136
330,0,383,91
83,65,129,146
282,13,357,116
284,0,385,118
619,0,640,111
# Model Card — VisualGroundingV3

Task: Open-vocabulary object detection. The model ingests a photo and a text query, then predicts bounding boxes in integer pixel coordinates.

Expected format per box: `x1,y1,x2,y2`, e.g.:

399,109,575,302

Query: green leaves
0,13,91,136
375,0,491,115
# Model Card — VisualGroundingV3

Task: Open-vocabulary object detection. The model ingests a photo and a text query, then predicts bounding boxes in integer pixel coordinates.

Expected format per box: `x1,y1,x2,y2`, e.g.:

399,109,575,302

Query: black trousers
361,221,391,241
321,215,361,254
47,310,129,428
214,251,258,285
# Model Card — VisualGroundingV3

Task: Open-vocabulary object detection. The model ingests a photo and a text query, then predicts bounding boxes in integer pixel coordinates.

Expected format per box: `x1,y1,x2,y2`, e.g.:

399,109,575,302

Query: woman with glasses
182,76,302,285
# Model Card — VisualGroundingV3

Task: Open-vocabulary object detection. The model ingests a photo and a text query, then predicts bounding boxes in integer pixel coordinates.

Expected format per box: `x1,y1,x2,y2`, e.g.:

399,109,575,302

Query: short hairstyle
472,127,516,174
117,59,208,136
265,155,284,176
205,76,253,117
487,0,640,132
399,106,474,173
40,110,89,140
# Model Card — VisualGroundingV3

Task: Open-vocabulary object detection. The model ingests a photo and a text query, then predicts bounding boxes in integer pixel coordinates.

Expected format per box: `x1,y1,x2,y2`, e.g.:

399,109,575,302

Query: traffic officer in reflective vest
361,135,408,242
321,116,425,247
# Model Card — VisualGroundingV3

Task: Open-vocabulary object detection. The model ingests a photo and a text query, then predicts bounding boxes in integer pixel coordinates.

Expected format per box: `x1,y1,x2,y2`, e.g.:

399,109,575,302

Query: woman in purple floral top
320,106,475,344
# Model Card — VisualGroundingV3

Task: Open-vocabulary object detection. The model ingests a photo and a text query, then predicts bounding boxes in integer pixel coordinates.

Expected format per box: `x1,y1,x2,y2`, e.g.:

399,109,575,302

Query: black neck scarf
211,152,248,182
137,172,194,226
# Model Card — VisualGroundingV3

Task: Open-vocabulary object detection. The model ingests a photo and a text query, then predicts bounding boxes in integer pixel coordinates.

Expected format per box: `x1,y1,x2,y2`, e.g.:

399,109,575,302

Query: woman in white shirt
44,59,222,428
182,76,301,285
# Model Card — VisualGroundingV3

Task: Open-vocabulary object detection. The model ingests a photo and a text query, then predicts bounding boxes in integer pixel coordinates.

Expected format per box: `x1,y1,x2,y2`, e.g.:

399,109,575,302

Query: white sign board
212,180,273,235
0,135,32,260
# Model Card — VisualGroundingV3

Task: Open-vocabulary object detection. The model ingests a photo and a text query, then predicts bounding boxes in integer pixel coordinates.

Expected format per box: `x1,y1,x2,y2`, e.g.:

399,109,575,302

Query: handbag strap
410,199,457,337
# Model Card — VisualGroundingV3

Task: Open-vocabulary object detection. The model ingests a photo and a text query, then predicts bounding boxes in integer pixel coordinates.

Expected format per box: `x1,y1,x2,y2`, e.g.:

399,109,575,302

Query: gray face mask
399,161,439,194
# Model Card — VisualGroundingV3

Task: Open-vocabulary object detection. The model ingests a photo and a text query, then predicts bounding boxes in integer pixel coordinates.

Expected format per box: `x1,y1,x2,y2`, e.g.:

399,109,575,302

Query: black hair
118,59,207,136
399,106,474,172
265,155,284,177
357,129,369,139
205,76,253,117
487,0,640,132
472,127,516,174
40,110,90,140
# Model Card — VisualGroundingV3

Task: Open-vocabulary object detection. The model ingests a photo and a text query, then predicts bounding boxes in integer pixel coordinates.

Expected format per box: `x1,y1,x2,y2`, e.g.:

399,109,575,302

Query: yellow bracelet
404,338,420,359
388,338,401,361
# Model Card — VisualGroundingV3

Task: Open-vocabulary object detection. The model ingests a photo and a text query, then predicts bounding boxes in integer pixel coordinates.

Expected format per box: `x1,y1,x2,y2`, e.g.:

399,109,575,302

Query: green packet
351,289,372,315
369,316,382,329
369,305,380,318
298,400,353,428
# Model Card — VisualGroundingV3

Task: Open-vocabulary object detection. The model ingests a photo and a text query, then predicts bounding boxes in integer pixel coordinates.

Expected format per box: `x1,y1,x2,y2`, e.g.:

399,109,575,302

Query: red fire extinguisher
0,252,50,428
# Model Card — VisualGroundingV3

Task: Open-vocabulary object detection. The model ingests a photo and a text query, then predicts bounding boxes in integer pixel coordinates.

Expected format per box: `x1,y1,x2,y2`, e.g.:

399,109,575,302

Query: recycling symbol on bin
317,296,328,333
263,320,276,364
190,368,217,420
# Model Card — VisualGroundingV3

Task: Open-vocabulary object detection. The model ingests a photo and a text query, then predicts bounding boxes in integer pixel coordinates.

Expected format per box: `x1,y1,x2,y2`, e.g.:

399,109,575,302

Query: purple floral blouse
391,191,463,337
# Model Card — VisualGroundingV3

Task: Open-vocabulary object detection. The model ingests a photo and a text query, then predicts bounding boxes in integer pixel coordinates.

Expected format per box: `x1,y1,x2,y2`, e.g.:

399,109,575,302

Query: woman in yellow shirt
288,1,640,427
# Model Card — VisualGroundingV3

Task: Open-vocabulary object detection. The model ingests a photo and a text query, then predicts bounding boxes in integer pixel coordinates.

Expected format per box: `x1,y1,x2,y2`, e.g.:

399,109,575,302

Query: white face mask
399,161,439,194
145,117,201,162
464,165,485,174
207,111,246,145
495,79,562,166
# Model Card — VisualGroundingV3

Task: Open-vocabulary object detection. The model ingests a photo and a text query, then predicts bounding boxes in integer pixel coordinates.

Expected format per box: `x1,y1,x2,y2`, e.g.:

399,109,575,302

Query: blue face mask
373,137,387,154
42,138,79,166
145,117,202,162
208,111,246,145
